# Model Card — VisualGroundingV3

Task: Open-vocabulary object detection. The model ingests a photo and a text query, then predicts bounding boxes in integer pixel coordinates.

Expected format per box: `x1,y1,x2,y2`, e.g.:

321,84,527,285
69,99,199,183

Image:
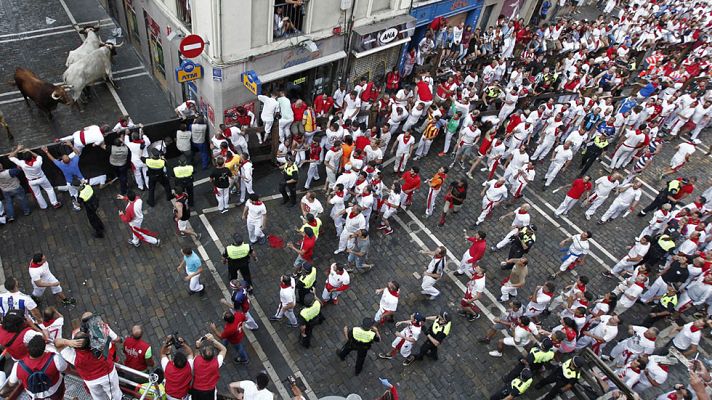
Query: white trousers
215,187,229,211
129,222,159,245
305,163,321,189
28,176,58,209
611,146,636,169
457,250,474,274
133,165,149,190
240,180,254,203
555,196,578,216
421,276,440,297
544,161,565,186
415,138,434,158
442,131,456,154
189,274,204,292
85,368,122,400
321,287,343,302
559,254,581,271
425,187,441,216
611,258,637,276
531,137,555,160
275,304,297,325
245,311,259,330
600,199,631,222
500,284,518,301
476,197,495,224
584,194,609,218
279,118,293,142
639,276,667,303
394,151,410,172
496,228,518,249
337,229,357,252
247,220,264,243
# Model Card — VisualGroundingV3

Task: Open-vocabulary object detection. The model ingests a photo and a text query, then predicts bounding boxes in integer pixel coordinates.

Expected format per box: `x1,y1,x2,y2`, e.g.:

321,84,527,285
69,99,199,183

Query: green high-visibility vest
284,164,298,175
660,293,678,308
300,301,321,322
78,185,93,202
352,327,376,343
511,377,533,394
226,244,250,259
594,135,608,149
562,359,581,380
667,180,681,193
173,165,194,178
658,235,675,252
146,158,165,169
299,267,317,289
530,347,555,364
432,320,451,336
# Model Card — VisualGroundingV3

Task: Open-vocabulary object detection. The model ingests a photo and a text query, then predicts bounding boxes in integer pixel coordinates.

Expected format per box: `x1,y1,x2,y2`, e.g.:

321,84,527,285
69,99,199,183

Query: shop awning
352,37,411,58
260,51,347,83
353,15,415,36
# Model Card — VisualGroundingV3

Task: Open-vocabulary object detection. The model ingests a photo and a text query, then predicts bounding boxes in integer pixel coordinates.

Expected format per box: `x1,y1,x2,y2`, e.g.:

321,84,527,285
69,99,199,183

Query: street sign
175,60,203,83
240,70,261,95
179,34,205,58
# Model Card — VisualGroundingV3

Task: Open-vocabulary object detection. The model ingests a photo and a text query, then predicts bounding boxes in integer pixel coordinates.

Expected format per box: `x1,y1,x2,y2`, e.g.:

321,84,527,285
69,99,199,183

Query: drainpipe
216,0,223,64
342,0,358,84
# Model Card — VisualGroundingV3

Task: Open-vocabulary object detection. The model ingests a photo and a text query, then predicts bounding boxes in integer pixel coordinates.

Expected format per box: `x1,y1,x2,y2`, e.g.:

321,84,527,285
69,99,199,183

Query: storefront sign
175,60,203,83
212,67,223,82
146,13,161,38
241,70,262,95
411,0,482,26
352,15,416,54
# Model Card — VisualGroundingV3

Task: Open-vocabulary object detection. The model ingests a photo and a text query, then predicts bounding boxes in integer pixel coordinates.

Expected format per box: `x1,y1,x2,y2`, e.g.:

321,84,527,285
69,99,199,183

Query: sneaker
457,310,468,317
453,271,464,276
383,228,394,235
268,316,282,321
52,202,63,209
602,271,614,278
7,217,14,223
490,245,498,251
128,240,140,248
585,214,591,220
437,152,446,157
220,209,229,214
334,249,343,254
155,239,161,247
480,167,488,172
377,223,387,230
61,297,77,305
198,289,206,297
197,233,202,240
488,350,503,357
478,337,490,344
332,298,339,305
466,173,474,180
403,356,415,366
468,313,481,321
288,323,299,328
234,357,249,364
378,352,393,360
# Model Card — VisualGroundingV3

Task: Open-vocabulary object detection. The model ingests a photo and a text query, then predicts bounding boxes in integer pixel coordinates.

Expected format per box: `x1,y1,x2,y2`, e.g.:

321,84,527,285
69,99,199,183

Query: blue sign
411,0,482,27
175,60,203,83
240,70,262,96
213,67,223,82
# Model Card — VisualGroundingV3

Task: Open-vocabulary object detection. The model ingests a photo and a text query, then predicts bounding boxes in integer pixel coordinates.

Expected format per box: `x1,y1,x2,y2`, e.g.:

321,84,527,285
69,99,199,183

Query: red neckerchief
79,130,86,145
402,135,412,144
280,282,291,289
335,190,344,198
355,178,366,186
517,209,528,214
519,322,531,332
543,290,554,297
494,182,503,188
691,324,703,332
175,193,187,201
119,120,128,127
42,318,56,327
630,367,641,373
564,326,577,340
635,282,646,288
413,321,423,327
576,283,587,293
388,289,400,297
131,139,144,144
29,261,43,269
25,156,37,167
660,364,670,372
365,166,375,174
336,269,345,276
371,179,381,186
348,211,358,218
252,200,262,205
472,273,485,280
308,220,317,227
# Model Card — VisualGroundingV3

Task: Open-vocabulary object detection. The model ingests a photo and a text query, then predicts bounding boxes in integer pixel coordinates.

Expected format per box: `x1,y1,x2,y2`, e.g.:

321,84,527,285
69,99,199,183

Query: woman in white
8,145,60,209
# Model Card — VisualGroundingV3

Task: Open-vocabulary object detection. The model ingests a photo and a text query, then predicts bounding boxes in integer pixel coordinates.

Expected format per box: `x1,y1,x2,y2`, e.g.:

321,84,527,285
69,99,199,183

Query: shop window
124,0,140,42
370,0,390,13
144,11,167,88
273,0,306,40
176,0,192,27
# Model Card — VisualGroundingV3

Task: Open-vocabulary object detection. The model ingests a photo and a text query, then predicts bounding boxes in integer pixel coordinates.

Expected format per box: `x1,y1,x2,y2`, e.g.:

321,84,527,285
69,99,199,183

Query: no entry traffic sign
180,34,205,58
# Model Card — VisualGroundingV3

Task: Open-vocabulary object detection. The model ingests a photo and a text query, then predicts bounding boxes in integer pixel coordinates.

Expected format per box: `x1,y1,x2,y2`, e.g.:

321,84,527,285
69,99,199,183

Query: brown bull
13,67,72,120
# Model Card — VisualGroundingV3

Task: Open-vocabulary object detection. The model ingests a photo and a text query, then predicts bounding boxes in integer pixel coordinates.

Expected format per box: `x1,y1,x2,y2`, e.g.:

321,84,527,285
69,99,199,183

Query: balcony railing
273,0,306,40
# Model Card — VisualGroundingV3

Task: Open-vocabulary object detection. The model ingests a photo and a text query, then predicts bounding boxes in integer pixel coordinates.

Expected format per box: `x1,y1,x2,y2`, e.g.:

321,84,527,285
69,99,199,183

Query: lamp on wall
167,31,185,41
299,39,319,53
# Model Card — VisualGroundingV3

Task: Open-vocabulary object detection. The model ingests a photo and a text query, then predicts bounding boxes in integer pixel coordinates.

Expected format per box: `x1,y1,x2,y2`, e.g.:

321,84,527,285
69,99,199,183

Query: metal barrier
574,348,638,400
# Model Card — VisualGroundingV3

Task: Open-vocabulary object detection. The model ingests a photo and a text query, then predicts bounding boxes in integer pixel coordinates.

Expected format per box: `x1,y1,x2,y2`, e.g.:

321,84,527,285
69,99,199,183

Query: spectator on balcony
56,332,123,400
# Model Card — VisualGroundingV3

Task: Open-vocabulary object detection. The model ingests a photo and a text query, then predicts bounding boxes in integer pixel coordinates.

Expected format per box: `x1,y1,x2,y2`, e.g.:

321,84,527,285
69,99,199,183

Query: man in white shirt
277,90,294,143
610,128,648,169
321,263,351,304
488,315,538,357
0,277,40,320
269,275,297,327
660,141,696,179
576,314,619,353
390,130,415,173
544,141,574,188
8,145,61,209
228,372,275,400
257,92,279,143
607,236,650,278
239,156,255,204
28,253,76,306
475,179,508,225
242,194,267,245
554,231,591,279
502,146,530,182
584,174,621,220
599,182,643,223
671,319,706,357
343,91,362,122
334,205,365,254
609,324,657,368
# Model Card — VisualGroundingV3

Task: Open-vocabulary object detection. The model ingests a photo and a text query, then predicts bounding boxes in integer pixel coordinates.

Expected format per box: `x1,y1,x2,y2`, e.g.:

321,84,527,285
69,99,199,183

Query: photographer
160,334,194,400
190,333,227,400
55,332,122,400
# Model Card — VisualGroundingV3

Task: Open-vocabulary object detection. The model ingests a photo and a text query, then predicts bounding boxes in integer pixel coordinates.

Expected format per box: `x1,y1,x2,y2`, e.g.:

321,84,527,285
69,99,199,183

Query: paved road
0,0,174,153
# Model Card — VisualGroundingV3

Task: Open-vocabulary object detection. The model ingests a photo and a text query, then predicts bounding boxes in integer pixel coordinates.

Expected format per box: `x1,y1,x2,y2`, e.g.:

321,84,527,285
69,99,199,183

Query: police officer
534,355,585,400
638,232,677,270
638,178,685,216
642,284,678,327
76,179,104,238
298,294,323,348
295,263,317,305
490,367,533,400
280,157,299,206
579,132,609,177
403,311,451,365
222,234,256,292
338,318,381,375
172,156,195,207
504,337,555,382
143,148,172,207
501,224,537,270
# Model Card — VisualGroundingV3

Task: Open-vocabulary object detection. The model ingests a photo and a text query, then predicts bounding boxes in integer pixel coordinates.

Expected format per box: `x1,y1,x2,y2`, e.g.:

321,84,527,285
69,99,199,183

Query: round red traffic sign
179,34,205,58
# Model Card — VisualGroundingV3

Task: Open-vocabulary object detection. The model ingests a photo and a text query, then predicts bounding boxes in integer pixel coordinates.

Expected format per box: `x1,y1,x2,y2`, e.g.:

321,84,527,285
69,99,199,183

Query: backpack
18,354,54,394
80,315,111,358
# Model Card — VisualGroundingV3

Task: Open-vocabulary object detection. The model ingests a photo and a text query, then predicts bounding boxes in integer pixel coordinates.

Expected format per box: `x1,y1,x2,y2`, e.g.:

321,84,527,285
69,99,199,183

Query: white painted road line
197,214,318,400
0,22,115,44
0,18,112,38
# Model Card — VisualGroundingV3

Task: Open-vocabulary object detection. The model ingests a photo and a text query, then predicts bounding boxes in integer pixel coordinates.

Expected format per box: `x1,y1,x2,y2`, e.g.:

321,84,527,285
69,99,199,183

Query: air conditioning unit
340,0,353,11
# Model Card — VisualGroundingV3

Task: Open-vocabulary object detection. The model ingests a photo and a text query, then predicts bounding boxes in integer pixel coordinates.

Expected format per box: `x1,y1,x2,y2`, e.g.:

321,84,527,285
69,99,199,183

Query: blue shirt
184,252,202,274
53,157,83,182
596,122,616,138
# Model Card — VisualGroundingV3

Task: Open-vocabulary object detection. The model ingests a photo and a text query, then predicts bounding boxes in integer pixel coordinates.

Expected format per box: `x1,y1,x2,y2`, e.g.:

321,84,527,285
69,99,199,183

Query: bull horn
62,84,73,89
115,41,124,47
51,92,61,100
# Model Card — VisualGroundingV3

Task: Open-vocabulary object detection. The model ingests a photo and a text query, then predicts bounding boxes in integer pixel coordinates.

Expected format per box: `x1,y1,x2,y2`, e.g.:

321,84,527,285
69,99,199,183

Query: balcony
176,0,191,28
273,0,306,40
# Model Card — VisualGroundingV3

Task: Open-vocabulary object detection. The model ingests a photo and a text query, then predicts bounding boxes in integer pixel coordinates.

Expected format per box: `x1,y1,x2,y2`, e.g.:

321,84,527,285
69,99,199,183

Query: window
124,0,140,42
176,0,191,27
273,0,306,40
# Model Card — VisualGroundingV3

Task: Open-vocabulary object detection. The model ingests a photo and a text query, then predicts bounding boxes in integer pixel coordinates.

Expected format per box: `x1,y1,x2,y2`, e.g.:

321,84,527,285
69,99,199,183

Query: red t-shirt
16,352,62,391
301,235,316,262
192,356,219,391
123,336,151,371
164,360,192,398
672,183,695,200
401,172,422,191
314,96,334,114
0,327,32,361
416,81,433,102
355,135,371,151
467,237,487,262
220,311,246,344
292,103,308,122
567,178,592,199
